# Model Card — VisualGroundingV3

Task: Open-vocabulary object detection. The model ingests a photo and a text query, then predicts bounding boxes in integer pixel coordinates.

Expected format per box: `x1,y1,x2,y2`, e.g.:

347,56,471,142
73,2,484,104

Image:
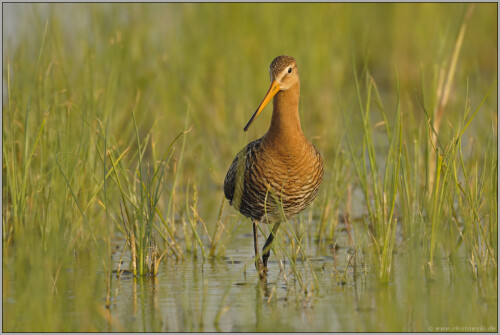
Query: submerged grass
3,3,497,332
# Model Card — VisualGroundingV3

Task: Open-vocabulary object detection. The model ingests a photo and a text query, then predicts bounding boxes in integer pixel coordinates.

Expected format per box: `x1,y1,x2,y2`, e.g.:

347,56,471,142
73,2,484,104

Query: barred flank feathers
224,139,323,223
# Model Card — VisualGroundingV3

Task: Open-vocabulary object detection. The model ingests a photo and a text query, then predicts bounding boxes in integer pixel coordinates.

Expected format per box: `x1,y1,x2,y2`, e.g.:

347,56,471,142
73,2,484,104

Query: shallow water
2,215,497,332
3,226,498,332
57,223,495,332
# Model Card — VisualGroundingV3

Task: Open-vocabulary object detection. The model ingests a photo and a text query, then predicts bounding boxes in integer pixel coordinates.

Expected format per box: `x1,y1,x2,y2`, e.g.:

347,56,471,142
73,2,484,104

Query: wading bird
224,56,324,278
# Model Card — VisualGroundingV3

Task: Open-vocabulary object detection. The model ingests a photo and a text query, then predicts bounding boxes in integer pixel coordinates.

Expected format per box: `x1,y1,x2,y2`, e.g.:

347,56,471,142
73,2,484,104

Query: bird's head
244,55,299,131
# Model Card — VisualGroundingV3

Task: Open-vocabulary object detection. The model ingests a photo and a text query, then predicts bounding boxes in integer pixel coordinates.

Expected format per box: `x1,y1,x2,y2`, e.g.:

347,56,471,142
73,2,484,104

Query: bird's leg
262,222,281,268
253,220,265,276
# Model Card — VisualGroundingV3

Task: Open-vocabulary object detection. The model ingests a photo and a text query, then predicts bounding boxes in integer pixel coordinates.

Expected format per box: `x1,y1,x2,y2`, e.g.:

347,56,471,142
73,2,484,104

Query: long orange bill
243,80,281,131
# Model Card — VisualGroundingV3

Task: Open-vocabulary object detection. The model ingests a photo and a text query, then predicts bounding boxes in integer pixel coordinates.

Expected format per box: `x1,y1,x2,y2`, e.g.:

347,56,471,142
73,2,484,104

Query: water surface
64,223,497,332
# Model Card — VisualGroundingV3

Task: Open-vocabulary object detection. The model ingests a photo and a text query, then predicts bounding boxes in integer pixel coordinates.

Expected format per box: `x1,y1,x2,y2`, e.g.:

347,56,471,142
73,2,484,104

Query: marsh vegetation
3,3,497,332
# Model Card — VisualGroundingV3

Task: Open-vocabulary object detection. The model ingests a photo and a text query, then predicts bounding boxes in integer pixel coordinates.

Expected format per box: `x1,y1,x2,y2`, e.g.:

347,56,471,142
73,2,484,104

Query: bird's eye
288,67,292,73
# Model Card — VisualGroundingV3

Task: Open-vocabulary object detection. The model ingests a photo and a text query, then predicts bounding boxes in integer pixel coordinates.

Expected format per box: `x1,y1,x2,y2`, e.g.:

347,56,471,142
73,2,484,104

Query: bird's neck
264,83,306,150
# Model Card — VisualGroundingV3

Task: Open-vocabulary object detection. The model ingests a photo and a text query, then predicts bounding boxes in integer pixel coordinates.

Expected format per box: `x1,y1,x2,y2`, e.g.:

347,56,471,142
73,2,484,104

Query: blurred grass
2,2,497,332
